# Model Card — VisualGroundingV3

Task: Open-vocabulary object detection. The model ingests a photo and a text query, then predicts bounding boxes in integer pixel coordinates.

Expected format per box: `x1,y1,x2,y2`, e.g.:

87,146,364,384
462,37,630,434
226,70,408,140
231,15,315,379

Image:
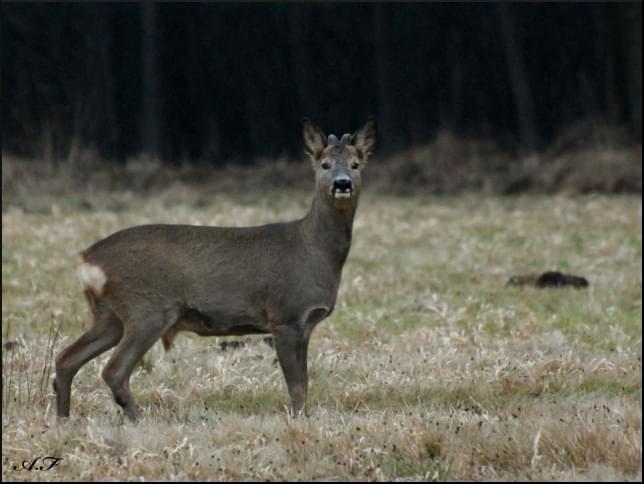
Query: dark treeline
2,2,641,164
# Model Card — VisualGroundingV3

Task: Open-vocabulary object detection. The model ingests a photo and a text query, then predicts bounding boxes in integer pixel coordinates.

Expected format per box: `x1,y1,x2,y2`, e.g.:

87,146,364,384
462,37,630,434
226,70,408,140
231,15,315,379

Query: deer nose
333,177,353,192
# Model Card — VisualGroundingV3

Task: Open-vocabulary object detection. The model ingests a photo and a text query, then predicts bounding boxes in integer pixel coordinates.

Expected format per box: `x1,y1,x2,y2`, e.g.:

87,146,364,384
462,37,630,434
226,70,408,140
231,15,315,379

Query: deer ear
302,118,326,162
353,117,377,160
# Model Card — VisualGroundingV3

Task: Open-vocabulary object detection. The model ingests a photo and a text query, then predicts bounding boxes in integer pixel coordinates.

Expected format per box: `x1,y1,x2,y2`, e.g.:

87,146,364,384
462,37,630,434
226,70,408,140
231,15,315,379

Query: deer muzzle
332,177,353,199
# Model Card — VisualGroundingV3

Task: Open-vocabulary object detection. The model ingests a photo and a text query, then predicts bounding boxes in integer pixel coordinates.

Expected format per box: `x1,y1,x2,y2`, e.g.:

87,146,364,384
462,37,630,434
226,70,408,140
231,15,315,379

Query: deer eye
351,161,360,170
321,161,331,170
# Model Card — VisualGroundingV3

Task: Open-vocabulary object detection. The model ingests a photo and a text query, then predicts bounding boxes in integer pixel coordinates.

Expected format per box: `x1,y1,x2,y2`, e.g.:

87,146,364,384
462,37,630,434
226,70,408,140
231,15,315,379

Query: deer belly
176,306,269,336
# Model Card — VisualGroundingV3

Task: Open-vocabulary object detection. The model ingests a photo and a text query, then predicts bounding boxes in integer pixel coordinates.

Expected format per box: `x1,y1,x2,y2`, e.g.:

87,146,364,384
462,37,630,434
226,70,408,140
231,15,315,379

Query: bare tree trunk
184,14,221,162
590,5,618,124
374,3,396,151
93,4,118,159
497,3,539,152
604,47,619,124
142,1,161,158
621,2,641,139
242,56,267,159
447,28,463,131
288,5,318,119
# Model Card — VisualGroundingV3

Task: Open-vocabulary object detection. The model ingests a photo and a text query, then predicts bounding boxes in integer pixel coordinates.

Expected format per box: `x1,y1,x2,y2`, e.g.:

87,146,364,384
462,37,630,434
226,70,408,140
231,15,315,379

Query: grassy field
2,187,641,481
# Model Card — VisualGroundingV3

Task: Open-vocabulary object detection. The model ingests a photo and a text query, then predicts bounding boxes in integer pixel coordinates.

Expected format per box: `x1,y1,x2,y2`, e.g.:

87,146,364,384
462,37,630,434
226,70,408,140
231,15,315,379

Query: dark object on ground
507,271,589,288
3,340,22,351
219,339,250,351
219,336,275,352
536,271,589,288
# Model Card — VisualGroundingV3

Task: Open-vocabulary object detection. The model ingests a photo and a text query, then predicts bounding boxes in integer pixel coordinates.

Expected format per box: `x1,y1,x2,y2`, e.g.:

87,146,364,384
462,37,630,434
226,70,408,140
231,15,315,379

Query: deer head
303,118,377,211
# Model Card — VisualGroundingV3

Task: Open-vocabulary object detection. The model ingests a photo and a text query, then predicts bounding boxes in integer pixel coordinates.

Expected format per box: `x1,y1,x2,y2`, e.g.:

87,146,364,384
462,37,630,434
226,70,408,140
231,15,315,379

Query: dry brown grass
2,179,642,480
2,120,641,216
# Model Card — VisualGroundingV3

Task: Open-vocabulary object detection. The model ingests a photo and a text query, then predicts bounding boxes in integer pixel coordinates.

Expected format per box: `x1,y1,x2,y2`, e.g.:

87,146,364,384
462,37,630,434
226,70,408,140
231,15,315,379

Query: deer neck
300,195,356,270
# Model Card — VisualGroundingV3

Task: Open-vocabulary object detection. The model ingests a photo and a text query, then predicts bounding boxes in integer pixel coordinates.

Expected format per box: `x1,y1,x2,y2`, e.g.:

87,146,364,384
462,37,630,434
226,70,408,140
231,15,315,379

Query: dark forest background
2,2,642,165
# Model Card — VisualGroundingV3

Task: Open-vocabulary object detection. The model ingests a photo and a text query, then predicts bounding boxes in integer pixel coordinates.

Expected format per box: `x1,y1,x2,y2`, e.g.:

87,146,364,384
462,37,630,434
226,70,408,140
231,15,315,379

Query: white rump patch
78,260,107,294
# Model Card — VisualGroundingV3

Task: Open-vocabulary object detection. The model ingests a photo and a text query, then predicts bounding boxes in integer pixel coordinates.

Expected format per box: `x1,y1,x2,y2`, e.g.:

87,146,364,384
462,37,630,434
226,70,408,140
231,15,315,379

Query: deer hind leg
101,306,177,421
54,290,124,418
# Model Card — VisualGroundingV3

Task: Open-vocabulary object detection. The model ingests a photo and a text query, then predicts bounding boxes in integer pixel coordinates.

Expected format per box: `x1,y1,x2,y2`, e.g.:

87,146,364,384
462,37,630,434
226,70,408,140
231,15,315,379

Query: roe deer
54,118,376,421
